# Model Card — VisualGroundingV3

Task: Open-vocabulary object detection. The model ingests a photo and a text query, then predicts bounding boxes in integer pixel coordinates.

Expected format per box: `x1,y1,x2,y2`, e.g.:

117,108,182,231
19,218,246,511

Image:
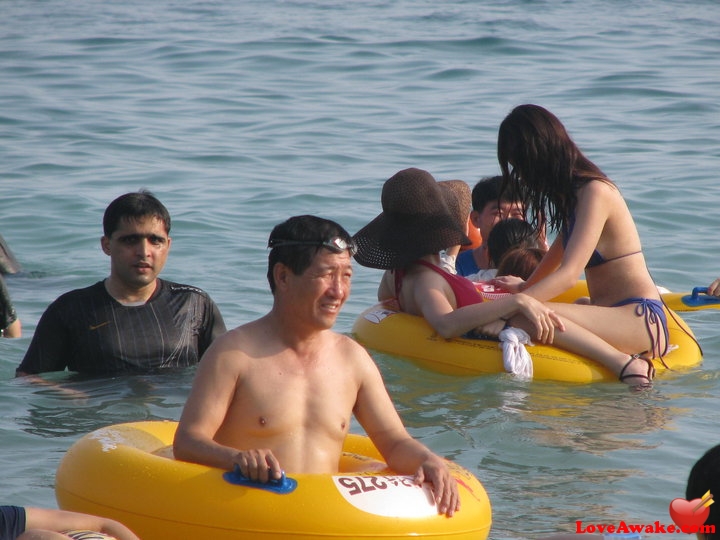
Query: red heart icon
669,497,710,528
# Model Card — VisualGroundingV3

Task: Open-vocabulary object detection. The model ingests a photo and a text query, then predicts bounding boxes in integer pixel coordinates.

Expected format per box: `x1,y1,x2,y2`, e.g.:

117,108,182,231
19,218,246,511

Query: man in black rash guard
16,191,226,377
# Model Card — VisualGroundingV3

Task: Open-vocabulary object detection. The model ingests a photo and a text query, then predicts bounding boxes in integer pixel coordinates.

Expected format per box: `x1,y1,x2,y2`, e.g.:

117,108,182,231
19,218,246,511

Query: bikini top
562,213,641,269
395,260,484,308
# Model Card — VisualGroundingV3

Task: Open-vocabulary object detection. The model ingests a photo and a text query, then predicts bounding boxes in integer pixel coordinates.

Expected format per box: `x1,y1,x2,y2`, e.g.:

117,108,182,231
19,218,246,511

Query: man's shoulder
332,331,374,362
52,281,106,303
161,280,212,298
332,333,384,385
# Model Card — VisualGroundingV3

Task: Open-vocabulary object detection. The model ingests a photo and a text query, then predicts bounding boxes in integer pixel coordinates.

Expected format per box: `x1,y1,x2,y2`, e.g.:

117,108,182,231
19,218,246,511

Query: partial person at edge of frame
707,278,720,297
1,505,140,540
539,442,720,540
0,232,22,275
1,273,21,338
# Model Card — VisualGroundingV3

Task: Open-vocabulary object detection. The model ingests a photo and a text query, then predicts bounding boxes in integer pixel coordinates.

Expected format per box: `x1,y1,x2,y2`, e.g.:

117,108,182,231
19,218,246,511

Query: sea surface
1,1,719,538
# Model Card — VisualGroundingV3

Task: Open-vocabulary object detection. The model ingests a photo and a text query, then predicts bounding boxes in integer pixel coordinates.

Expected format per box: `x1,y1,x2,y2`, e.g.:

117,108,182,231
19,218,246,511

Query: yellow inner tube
56,421,492,540
352,282,702,382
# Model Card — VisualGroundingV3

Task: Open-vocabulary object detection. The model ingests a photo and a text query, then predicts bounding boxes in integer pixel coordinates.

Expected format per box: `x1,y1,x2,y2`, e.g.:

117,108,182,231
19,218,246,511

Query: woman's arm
522,182,611,301
413,272,562,342
378,270,395,301
525,236,564,287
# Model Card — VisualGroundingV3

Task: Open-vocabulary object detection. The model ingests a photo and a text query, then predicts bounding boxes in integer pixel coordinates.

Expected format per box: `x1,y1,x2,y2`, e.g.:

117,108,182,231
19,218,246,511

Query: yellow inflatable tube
549,280,720,313
352,294,702,383
56,421,492,540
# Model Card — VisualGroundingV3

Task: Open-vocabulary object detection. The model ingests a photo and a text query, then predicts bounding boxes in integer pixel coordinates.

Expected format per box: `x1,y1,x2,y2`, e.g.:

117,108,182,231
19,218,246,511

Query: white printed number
333,475,438,518
337,475,417,495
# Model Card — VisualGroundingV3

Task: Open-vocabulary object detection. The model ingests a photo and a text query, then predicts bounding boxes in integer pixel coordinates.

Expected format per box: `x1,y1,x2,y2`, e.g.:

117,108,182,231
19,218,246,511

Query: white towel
498,327,534,379
438,250,457,274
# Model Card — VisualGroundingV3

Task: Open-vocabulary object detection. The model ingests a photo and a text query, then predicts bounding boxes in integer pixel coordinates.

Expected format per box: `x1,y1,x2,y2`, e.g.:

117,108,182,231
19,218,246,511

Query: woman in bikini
353,168,656,387
493,104,668,387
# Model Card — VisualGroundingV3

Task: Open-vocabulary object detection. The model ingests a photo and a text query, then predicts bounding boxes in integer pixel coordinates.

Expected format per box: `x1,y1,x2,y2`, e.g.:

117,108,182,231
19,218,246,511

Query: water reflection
1,345,710,535
13,370,194,438
515,385,675,454
371,351,691,539
377,352,676,454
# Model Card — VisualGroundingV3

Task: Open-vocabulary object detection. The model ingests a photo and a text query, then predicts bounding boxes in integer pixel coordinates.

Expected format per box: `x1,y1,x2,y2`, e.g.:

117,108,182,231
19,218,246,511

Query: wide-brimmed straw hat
353,168,471,269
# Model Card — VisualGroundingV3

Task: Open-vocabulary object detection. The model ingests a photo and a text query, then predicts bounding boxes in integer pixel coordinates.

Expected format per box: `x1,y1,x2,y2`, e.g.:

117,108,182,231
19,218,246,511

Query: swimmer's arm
378,270,395,301
352,346,459,517
173,340,247,471
524,184,608,301
414,273,524,338
175,334,283,484
708,277,720,297
525,236,564,286
24,507,140,540
16,302,70,375
13,374,90,398
2,318,21,338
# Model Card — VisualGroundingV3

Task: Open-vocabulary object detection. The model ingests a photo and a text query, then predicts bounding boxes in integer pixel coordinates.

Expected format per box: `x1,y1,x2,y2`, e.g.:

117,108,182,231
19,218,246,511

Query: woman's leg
547,301,667,357
509,310,654,386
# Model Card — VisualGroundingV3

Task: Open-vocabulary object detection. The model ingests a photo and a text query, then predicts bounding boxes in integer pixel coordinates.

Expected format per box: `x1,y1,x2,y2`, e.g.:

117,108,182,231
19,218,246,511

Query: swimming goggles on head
268,236,357,255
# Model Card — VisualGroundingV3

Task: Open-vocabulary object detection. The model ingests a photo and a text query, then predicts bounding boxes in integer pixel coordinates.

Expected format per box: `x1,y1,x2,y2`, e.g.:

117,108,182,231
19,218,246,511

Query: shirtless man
173,215,459,517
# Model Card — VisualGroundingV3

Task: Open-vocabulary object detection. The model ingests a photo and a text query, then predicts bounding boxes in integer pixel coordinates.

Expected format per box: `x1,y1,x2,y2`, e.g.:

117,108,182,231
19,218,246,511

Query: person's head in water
266,215,355,293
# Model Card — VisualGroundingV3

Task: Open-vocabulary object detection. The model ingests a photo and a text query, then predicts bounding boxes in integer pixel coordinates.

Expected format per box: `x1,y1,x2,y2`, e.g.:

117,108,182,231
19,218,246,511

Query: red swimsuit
395,260,484,308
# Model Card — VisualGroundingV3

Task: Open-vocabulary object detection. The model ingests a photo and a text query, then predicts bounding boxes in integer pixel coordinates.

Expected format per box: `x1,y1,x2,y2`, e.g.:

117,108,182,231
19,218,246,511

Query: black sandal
618,354,655,389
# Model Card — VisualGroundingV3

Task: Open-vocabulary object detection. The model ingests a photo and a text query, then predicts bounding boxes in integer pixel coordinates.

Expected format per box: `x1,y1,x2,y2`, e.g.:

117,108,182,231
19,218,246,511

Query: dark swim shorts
1,505,26,540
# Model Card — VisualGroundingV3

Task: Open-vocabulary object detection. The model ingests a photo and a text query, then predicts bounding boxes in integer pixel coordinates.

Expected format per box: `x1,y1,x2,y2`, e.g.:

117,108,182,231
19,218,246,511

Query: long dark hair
497,104,612,234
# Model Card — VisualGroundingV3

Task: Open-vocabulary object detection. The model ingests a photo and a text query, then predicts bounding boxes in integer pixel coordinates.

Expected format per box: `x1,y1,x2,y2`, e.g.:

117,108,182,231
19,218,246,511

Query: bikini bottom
612,297,669,359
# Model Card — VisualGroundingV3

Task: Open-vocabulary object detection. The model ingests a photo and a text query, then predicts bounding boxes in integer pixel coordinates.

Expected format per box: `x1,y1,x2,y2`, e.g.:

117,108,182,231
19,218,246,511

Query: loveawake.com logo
575,490,715,536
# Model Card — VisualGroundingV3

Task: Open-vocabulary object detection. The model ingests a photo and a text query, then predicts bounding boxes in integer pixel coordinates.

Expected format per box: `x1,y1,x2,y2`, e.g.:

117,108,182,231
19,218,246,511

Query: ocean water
1,0,719,538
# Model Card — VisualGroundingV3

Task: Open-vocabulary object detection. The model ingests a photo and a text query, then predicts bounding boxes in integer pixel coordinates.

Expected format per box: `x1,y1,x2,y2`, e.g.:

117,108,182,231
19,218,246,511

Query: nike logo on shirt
88,321,111,330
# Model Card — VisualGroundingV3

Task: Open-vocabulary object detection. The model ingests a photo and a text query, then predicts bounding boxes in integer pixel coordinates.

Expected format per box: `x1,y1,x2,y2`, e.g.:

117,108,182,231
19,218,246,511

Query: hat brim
353,211,470,270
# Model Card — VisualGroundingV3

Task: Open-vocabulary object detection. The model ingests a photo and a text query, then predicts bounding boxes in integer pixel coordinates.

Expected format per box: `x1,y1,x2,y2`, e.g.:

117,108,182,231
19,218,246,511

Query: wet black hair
471,175,517,213
103,190,171,238
267,215,353,293
486,218,541,268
